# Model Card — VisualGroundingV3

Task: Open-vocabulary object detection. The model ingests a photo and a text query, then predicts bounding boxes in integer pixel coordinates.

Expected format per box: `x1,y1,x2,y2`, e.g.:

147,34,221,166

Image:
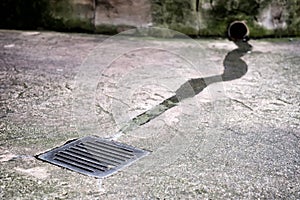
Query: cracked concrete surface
0,29,299,199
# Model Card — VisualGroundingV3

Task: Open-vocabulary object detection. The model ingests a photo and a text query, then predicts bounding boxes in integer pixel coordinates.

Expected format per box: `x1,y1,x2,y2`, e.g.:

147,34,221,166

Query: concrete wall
1,0,299,37
94,0,152,33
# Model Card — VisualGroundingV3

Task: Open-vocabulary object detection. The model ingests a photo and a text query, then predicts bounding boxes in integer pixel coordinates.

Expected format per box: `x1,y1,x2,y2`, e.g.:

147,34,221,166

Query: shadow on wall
0,0,48,29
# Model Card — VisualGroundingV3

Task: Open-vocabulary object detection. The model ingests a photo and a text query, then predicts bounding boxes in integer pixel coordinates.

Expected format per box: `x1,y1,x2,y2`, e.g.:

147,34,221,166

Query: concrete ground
0,29,299,199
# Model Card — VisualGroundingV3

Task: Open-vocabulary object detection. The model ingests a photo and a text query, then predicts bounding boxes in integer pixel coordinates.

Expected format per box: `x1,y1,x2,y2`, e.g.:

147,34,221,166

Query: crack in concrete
103,94,131,108
230,98,254,111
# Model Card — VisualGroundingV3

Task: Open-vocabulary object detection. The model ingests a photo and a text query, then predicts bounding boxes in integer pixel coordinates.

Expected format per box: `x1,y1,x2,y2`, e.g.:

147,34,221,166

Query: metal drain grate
37,136,149,178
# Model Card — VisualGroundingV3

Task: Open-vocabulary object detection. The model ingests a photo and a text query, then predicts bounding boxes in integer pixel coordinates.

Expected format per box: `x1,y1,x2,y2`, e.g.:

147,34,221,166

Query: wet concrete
0,30,299,199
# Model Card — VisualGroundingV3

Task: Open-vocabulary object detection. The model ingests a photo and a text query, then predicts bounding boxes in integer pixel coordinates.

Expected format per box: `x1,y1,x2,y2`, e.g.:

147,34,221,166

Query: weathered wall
46,0,95,31
0,0,299,37
45,0,152,33
94,0,152,33
151,0,201,35
195,0,300,37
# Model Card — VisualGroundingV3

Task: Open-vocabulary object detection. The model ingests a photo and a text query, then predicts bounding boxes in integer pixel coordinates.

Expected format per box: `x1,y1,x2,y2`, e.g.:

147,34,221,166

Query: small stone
4,44,15,48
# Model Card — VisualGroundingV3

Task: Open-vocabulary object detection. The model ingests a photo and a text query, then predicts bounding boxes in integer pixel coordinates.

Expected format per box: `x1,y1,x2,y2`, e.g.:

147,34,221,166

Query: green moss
247,24,274,38
63,19,93,31
151,0,199,35
170,24,199,35
286,0,300,36
44,0,94,32
94,24,137,34
95,24,118,34
152,0,192,24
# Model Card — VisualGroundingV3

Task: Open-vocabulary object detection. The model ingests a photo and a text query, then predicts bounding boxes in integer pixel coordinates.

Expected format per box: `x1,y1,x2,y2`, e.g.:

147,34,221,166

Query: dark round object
228,21,249,41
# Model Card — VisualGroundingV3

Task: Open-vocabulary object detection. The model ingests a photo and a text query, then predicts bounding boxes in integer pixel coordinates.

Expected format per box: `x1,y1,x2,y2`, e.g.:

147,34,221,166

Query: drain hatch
37,136,149,178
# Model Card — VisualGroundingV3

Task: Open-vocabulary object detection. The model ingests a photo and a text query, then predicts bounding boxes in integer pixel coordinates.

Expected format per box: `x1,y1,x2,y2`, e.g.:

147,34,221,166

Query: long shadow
121,41,253,132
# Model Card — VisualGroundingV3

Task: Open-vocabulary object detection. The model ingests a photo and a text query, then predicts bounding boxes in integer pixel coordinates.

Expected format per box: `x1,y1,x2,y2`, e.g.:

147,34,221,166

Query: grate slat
37,136,150,178
57,151,110,170
55,153,107,172
75,144,124,163
69,146,120,165
65,148,118,167
54,156,96,173
77,143,132,161
94,140,134,154
84,141,133,158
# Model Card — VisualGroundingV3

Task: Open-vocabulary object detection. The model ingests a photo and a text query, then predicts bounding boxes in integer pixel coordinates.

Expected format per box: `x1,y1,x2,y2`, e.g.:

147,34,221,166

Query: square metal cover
37,136,149,178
